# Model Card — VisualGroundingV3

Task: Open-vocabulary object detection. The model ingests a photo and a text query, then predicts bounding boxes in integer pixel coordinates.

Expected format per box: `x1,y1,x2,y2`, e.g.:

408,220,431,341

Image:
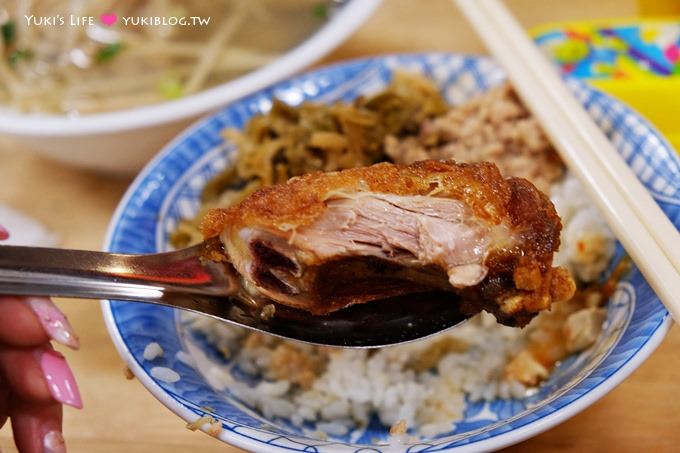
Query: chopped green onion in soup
0,1,333,114
8,49,31,66
158,74,184,100
312,3,329,19
96,42,124,64
1,21,15,46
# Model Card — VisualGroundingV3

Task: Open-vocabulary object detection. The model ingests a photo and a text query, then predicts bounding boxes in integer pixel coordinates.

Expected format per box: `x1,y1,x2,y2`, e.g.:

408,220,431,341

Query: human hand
0,225,81,453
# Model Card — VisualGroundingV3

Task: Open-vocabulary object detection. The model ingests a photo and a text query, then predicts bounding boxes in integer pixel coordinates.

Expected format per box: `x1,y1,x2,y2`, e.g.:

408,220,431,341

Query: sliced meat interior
202,160,575,327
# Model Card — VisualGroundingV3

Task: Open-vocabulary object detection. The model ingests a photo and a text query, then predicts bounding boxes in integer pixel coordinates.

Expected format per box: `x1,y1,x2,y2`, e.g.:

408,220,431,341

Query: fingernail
43,430,66,453
28,297,80,350
0,225,8,240
38,349,83,409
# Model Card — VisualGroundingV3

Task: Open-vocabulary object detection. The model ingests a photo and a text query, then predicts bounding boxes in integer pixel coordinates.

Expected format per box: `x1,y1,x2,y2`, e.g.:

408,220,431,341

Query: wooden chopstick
455,0,680,320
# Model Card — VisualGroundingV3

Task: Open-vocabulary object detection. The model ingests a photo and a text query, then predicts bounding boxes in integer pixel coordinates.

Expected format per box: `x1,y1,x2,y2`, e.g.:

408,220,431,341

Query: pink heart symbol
100,13,117,26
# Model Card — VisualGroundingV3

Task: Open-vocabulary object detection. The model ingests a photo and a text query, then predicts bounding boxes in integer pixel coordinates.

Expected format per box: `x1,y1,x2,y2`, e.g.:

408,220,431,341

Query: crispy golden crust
201,160,569,326
507,178,561,272
202,160,559,268
203,160,512,235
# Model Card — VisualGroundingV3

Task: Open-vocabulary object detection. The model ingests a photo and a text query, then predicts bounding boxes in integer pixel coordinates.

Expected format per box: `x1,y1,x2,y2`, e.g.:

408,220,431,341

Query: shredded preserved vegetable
170,72,449,247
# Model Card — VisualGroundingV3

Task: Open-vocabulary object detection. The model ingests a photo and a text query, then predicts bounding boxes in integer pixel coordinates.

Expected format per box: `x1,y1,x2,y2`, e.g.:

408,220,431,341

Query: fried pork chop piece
202,160,575,327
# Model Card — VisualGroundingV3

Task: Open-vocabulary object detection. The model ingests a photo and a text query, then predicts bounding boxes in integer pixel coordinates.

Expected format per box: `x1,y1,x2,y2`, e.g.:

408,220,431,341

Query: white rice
189,311,528,437
184,174,616,439
143,342,164,361
150,366,181,383
550,174,616,282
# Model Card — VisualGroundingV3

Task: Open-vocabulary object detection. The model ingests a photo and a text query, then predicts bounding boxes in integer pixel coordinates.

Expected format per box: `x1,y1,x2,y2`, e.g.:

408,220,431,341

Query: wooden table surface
2,0,679,451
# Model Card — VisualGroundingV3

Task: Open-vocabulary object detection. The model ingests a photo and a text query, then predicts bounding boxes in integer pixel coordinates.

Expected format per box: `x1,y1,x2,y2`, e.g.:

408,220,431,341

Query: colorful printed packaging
533,19,680,152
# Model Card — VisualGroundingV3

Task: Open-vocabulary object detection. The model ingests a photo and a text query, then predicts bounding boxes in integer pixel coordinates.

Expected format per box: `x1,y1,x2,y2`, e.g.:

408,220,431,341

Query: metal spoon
0,239,469,347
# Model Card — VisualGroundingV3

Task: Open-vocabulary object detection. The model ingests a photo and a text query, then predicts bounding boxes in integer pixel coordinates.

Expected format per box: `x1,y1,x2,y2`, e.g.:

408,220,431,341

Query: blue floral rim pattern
101,54,678,453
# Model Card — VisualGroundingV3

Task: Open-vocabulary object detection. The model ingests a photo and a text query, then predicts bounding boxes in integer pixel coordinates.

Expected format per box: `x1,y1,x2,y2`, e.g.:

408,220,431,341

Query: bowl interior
102,54,679,452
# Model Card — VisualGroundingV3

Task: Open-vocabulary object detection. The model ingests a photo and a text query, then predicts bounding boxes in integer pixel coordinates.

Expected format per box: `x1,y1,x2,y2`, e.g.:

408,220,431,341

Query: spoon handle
0,242,236,303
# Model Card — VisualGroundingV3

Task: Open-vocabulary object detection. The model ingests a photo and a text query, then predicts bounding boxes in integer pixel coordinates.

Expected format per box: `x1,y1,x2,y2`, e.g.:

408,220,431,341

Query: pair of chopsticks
454,0,680,321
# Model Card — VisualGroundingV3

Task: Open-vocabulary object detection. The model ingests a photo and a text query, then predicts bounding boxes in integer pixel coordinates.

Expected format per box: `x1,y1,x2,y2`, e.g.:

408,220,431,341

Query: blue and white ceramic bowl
102,54,680,452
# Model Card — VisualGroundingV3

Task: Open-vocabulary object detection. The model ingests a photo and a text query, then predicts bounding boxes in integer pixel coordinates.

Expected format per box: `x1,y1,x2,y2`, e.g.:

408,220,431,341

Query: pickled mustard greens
170,72,450,248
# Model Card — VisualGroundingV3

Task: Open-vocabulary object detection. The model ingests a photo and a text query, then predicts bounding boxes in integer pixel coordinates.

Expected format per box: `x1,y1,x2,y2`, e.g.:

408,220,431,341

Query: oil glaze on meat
202,160,575,327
